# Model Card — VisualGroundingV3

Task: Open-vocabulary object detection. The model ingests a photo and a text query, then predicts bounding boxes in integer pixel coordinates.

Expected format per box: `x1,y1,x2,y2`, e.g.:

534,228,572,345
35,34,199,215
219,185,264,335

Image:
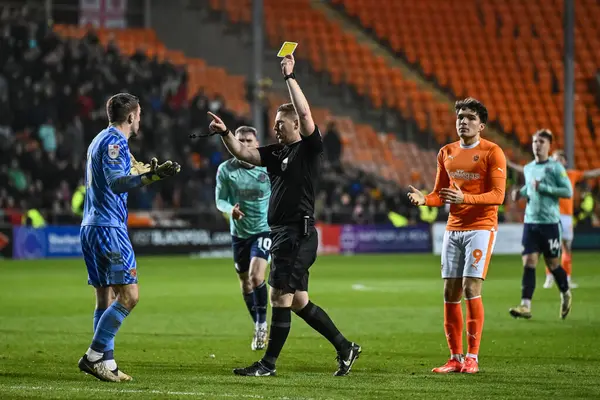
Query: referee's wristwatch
284,72,296,81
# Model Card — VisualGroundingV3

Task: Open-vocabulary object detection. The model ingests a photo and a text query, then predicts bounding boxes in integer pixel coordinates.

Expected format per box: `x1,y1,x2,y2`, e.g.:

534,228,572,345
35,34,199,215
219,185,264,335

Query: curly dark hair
455,97,488,124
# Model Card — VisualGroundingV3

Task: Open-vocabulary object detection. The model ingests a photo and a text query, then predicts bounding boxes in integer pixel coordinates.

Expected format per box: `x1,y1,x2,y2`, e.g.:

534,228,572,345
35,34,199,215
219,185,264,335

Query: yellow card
277,42,298,57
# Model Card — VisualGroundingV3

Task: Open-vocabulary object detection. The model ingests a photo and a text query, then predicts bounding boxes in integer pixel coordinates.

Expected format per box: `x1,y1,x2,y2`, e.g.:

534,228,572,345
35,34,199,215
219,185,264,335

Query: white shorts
441,229,497,280
559,214,574,242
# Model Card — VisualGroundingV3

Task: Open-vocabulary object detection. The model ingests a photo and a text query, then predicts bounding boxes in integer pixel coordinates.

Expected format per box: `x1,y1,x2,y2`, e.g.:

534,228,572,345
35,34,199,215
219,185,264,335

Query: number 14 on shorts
548,238,560,253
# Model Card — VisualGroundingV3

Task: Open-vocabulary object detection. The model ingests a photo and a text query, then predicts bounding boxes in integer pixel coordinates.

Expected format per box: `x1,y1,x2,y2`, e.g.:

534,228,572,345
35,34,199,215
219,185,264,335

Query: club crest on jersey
281,157,289,171
473,154,480,162
108,144,120,159
259,173,267,182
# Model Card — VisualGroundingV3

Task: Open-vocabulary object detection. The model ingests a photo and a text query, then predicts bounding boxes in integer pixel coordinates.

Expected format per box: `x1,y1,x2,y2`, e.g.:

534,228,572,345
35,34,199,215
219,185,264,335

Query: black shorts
231,232,271,274
268,225,318,293
522,223,562,258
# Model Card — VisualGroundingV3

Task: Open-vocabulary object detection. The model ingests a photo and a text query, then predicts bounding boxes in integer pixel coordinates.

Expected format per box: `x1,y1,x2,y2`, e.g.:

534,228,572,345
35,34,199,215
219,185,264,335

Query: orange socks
444,302,463,357
466,296,484,359
562,252,572,277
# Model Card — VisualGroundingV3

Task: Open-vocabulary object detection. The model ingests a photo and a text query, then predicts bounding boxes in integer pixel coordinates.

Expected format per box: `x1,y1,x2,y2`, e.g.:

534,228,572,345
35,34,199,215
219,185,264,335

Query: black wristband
220,130,231,137
284,73,296,81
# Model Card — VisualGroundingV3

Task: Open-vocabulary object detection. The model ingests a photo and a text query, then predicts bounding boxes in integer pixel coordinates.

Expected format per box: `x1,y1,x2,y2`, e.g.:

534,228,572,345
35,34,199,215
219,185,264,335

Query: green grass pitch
1,252,599,399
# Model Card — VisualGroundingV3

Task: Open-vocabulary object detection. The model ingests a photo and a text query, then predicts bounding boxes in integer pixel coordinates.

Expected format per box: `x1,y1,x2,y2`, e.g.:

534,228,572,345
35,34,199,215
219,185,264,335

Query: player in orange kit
408,98,506,374
507,150,600,289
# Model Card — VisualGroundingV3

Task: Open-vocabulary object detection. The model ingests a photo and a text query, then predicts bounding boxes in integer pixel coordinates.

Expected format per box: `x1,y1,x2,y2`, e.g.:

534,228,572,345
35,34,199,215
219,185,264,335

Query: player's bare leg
79,284,138,382
545,255,572,319
433,278,464,373
510,254,537,319
249,257,268,350
461,277,484,374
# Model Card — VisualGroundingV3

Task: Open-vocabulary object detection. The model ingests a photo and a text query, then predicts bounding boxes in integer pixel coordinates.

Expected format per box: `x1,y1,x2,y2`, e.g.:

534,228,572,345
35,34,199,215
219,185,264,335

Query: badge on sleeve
108,144,120,159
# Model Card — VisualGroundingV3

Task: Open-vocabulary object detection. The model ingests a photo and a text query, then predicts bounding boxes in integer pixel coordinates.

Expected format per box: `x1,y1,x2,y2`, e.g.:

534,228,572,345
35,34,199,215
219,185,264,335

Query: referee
207,54,361,377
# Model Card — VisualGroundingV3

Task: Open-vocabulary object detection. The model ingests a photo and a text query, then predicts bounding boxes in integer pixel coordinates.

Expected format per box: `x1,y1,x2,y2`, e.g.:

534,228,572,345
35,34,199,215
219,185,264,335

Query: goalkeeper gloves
129,152,152,175
130,160,152,175
141,157,181,185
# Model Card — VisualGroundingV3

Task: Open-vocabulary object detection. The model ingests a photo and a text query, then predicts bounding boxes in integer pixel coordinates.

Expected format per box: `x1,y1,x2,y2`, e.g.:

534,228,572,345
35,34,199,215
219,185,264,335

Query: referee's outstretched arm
207,111,263,167
281,54,315,137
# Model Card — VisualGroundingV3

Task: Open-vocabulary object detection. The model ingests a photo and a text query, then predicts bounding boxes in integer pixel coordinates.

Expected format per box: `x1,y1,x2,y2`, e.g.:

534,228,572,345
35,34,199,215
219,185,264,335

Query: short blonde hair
276,103,298,117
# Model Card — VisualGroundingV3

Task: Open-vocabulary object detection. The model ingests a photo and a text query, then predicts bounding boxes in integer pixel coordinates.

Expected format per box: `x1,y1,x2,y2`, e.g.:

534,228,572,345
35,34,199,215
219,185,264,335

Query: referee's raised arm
281,55,315,137
207,112,263,166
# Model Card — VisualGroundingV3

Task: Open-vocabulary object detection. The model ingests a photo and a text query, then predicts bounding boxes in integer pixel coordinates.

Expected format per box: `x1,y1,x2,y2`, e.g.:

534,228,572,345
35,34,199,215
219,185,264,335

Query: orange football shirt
558,169,583,216
425,139,507,231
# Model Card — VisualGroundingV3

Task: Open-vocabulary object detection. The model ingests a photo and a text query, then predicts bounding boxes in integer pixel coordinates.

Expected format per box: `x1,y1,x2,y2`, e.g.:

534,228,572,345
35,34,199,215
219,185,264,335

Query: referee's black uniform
233,116,360,378
257,125,322,293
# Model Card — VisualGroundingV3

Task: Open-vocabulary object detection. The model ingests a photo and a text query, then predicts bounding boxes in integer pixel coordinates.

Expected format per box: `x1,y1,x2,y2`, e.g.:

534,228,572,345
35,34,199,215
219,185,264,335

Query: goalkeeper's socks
243,291,257,324
103,358,118,371
550,266,570,293
295,301,350,352
521,265,536,301
85,348,104,362
261,307,291,367
93,308,115,354
254,281,268,326
103,350,115,361
93,309,105,332
89,302,129,355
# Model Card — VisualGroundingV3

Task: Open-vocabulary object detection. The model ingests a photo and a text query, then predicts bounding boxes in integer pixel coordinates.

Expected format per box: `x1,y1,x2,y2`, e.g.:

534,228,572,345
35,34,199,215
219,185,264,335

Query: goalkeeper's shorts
81,225,138,287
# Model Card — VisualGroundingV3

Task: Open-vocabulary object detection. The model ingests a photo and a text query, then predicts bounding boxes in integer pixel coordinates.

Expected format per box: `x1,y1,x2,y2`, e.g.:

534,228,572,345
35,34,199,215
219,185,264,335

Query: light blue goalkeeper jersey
520,159,573,224
82,126,133,228
215,159,270,238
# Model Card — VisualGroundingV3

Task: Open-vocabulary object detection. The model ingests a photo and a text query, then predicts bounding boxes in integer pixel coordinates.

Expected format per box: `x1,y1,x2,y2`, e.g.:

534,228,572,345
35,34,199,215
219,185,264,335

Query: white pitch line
352,283,389,292
351,283,411,293
0,385,317,400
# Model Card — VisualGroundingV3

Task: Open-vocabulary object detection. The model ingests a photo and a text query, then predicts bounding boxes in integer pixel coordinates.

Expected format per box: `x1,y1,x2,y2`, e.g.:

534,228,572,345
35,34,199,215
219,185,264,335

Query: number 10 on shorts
257,237,272,252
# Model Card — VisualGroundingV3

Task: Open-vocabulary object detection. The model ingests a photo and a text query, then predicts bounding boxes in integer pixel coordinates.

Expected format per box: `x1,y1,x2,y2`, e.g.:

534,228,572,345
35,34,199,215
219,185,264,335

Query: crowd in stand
3,5,596,230
0,5,422,227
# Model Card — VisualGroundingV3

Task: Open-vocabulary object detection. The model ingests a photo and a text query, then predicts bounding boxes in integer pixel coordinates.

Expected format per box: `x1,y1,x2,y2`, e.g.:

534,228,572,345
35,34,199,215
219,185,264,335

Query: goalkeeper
78,93,180,382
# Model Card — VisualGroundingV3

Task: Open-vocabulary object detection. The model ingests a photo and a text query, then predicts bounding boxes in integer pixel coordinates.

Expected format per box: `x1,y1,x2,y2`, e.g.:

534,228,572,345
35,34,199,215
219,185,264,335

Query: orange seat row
54,24,436,188
333,0,600,170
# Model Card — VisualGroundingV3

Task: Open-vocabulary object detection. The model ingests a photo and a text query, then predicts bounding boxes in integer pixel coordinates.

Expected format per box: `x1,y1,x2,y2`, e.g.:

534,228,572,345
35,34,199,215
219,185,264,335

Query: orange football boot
460,357,479,374
432,358,463,374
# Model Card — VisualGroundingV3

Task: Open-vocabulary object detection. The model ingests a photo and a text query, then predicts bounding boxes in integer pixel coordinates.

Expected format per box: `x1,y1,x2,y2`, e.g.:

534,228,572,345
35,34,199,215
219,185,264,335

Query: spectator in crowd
3,3,550,228
323,120,342,164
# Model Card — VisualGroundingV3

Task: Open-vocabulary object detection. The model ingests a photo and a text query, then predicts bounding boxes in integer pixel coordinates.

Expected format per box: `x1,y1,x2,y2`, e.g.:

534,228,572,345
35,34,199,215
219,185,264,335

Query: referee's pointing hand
208,111,227,134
